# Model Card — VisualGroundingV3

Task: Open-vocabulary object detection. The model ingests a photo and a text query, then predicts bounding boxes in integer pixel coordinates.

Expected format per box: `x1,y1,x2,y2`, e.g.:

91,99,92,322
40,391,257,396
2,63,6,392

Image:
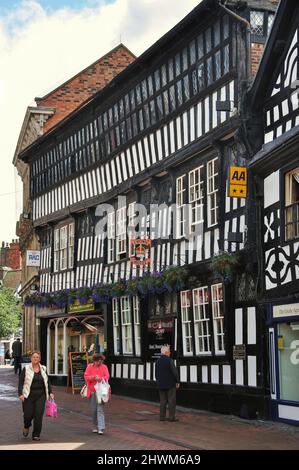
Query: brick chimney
8,239,21,270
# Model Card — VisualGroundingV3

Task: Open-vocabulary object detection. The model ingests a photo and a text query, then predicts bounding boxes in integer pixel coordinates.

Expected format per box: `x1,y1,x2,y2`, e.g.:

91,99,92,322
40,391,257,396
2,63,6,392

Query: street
0,366,298,450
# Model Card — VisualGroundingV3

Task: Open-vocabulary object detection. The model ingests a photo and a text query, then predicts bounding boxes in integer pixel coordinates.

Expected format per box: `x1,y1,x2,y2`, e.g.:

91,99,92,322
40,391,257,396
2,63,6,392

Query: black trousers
23,393,46,437
14,357,22,375
159,387,176,420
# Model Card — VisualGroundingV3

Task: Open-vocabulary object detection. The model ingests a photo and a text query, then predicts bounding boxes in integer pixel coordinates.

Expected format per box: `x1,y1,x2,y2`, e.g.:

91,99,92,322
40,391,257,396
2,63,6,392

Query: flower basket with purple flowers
111,282,127,298
163,266,188,292
92,285,111,303
76,287,92,304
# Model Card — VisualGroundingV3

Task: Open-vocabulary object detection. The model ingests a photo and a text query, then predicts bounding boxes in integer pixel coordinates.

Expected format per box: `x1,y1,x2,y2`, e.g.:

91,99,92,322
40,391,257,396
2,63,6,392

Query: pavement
0,365,298,450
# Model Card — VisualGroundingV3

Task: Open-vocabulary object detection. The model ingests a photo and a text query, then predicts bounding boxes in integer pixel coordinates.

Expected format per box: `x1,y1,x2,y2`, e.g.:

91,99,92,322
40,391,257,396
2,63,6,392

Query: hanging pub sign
229,166,247,198
148,317,174,358
130,239,151,265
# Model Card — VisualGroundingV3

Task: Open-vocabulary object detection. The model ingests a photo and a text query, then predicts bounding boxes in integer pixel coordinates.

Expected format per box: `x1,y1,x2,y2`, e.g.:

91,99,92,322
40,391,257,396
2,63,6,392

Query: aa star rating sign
229,166,247,198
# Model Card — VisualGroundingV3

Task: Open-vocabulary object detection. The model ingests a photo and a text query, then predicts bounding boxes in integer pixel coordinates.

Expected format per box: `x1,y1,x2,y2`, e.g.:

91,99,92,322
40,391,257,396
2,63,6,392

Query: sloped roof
2,270,22,291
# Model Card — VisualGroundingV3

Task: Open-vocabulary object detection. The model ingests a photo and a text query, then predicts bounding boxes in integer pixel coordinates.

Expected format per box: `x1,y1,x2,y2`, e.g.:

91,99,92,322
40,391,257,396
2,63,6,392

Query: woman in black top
18,351,54,440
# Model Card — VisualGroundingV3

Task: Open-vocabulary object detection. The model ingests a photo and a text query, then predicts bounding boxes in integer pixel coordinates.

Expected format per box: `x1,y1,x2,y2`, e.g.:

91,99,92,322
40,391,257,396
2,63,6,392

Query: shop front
268,302,299,425
37,302,106,384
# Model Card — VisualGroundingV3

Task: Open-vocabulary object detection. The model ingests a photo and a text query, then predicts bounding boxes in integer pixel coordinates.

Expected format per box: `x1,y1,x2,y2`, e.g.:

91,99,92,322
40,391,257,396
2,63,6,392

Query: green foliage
0,287,22,338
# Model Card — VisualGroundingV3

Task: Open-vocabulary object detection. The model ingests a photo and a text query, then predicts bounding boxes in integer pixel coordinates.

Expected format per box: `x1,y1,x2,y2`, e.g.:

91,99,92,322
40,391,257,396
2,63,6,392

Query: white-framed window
116,207,127,259
193,287,211,354
68,222,74,269
211,283,225,355
107,211,115,263
285,168,299,241
189,166,204,232
176,175,186,238
133,296,141,356
120,296,133,355
54,229,59,272
180,290,193,355
207,158,219,227
60,226,68,270
112,298,120,355
128,202,136,256
54,222,74,272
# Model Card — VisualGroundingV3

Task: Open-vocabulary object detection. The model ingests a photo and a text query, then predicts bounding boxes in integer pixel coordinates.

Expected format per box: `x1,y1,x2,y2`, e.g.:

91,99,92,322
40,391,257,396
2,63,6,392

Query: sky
0,0,200,243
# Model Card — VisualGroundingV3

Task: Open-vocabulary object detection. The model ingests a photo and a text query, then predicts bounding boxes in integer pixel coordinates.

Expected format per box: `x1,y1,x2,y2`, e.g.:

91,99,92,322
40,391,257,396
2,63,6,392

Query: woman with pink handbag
18,351,54,441
84,353,110,435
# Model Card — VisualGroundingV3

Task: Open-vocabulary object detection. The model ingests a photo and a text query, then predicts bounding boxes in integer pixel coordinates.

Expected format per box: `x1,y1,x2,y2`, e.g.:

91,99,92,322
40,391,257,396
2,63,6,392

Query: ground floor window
180,283,225,356
47,315,104,375
277,322,299,402
112,295,140,356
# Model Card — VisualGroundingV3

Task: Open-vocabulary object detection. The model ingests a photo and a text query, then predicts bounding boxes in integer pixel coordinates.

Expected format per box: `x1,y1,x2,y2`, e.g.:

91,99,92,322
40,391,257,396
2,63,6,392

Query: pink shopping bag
45,399,58,418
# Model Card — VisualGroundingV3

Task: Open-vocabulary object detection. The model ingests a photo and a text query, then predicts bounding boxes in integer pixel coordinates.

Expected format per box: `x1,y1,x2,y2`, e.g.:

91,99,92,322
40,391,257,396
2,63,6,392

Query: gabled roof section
20,0,233,161
13,106,55,165
35,44,136,133
249,0,297,111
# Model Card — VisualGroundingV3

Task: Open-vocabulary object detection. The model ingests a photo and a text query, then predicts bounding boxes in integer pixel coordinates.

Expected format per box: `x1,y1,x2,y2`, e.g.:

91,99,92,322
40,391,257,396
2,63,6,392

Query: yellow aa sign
229,167,247,186
229,166,247,198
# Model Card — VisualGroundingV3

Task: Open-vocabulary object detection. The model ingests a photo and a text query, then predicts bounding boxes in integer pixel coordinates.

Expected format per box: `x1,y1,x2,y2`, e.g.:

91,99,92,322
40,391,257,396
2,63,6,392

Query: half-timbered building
19,0,277,418
249,0,299,424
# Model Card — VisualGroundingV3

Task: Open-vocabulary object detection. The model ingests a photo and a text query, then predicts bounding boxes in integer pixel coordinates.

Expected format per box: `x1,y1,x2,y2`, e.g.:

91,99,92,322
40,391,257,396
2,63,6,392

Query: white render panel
264,171,280,208
222,365,231,385
123,363,129,379
211,365,219,384
247,356,257,387
180,365,188,382
202,365,208,383
235,360,244,386
138,365,144,380
235,308,243,345
190,365,197,382
247,307,256,345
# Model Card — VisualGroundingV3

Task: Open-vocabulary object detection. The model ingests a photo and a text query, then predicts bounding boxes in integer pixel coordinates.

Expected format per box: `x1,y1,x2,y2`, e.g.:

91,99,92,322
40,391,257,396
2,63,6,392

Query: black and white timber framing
20,0,278,418
249,0,299,425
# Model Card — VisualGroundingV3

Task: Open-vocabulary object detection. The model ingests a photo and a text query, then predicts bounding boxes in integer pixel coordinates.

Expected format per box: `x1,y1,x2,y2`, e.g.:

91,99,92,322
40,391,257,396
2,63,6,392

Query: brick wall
36,44,136,133
251,42,265,76
8,240,21,270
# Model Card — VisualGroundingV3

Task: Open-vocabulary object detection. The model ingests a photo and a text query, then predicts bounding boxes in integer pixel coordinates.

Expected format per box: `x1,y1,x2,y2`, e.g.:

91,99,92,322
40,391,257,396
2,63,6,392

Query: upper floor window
250,10,275,38
285,168,299,241
176,157,219,238
250,10,264,36
54,222,74,272
116,207,127,259
207,158,219,227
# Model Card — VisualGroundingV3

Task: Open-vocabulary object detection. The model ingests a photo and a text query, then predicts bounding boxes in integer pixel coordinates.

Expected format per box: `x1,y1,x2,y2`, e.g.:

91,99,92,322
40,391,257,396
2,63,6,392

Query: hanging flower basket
68,289,78,305
152,273,167,295
52,290,69,308
163,266,188,292
110,281,127,298
126,278,139,297
92,285,111,303
212,252,239,282
76,287,92,305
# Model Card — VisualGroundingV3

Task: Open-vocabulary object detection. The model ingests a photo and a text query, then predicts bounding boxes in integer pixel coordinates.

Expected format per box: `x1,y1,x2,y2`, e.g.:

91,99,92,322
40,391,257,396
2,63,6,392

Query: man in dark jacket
12,338,22,375
155,345,180,422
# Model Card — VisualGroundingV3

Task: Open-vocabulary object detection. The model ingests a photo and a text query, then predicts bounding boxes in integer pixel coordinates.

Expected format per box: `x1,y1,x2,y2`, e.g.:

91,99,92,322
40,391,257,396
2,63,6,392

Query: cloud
0,0,200,241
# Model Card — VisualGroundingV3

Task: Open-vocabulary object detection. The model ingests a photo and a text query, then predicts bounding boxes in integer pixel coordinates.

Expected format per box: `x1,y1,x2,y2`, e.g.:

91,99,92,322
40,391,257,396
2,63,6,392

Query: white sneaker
92,429,98,433
98,430,103,435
